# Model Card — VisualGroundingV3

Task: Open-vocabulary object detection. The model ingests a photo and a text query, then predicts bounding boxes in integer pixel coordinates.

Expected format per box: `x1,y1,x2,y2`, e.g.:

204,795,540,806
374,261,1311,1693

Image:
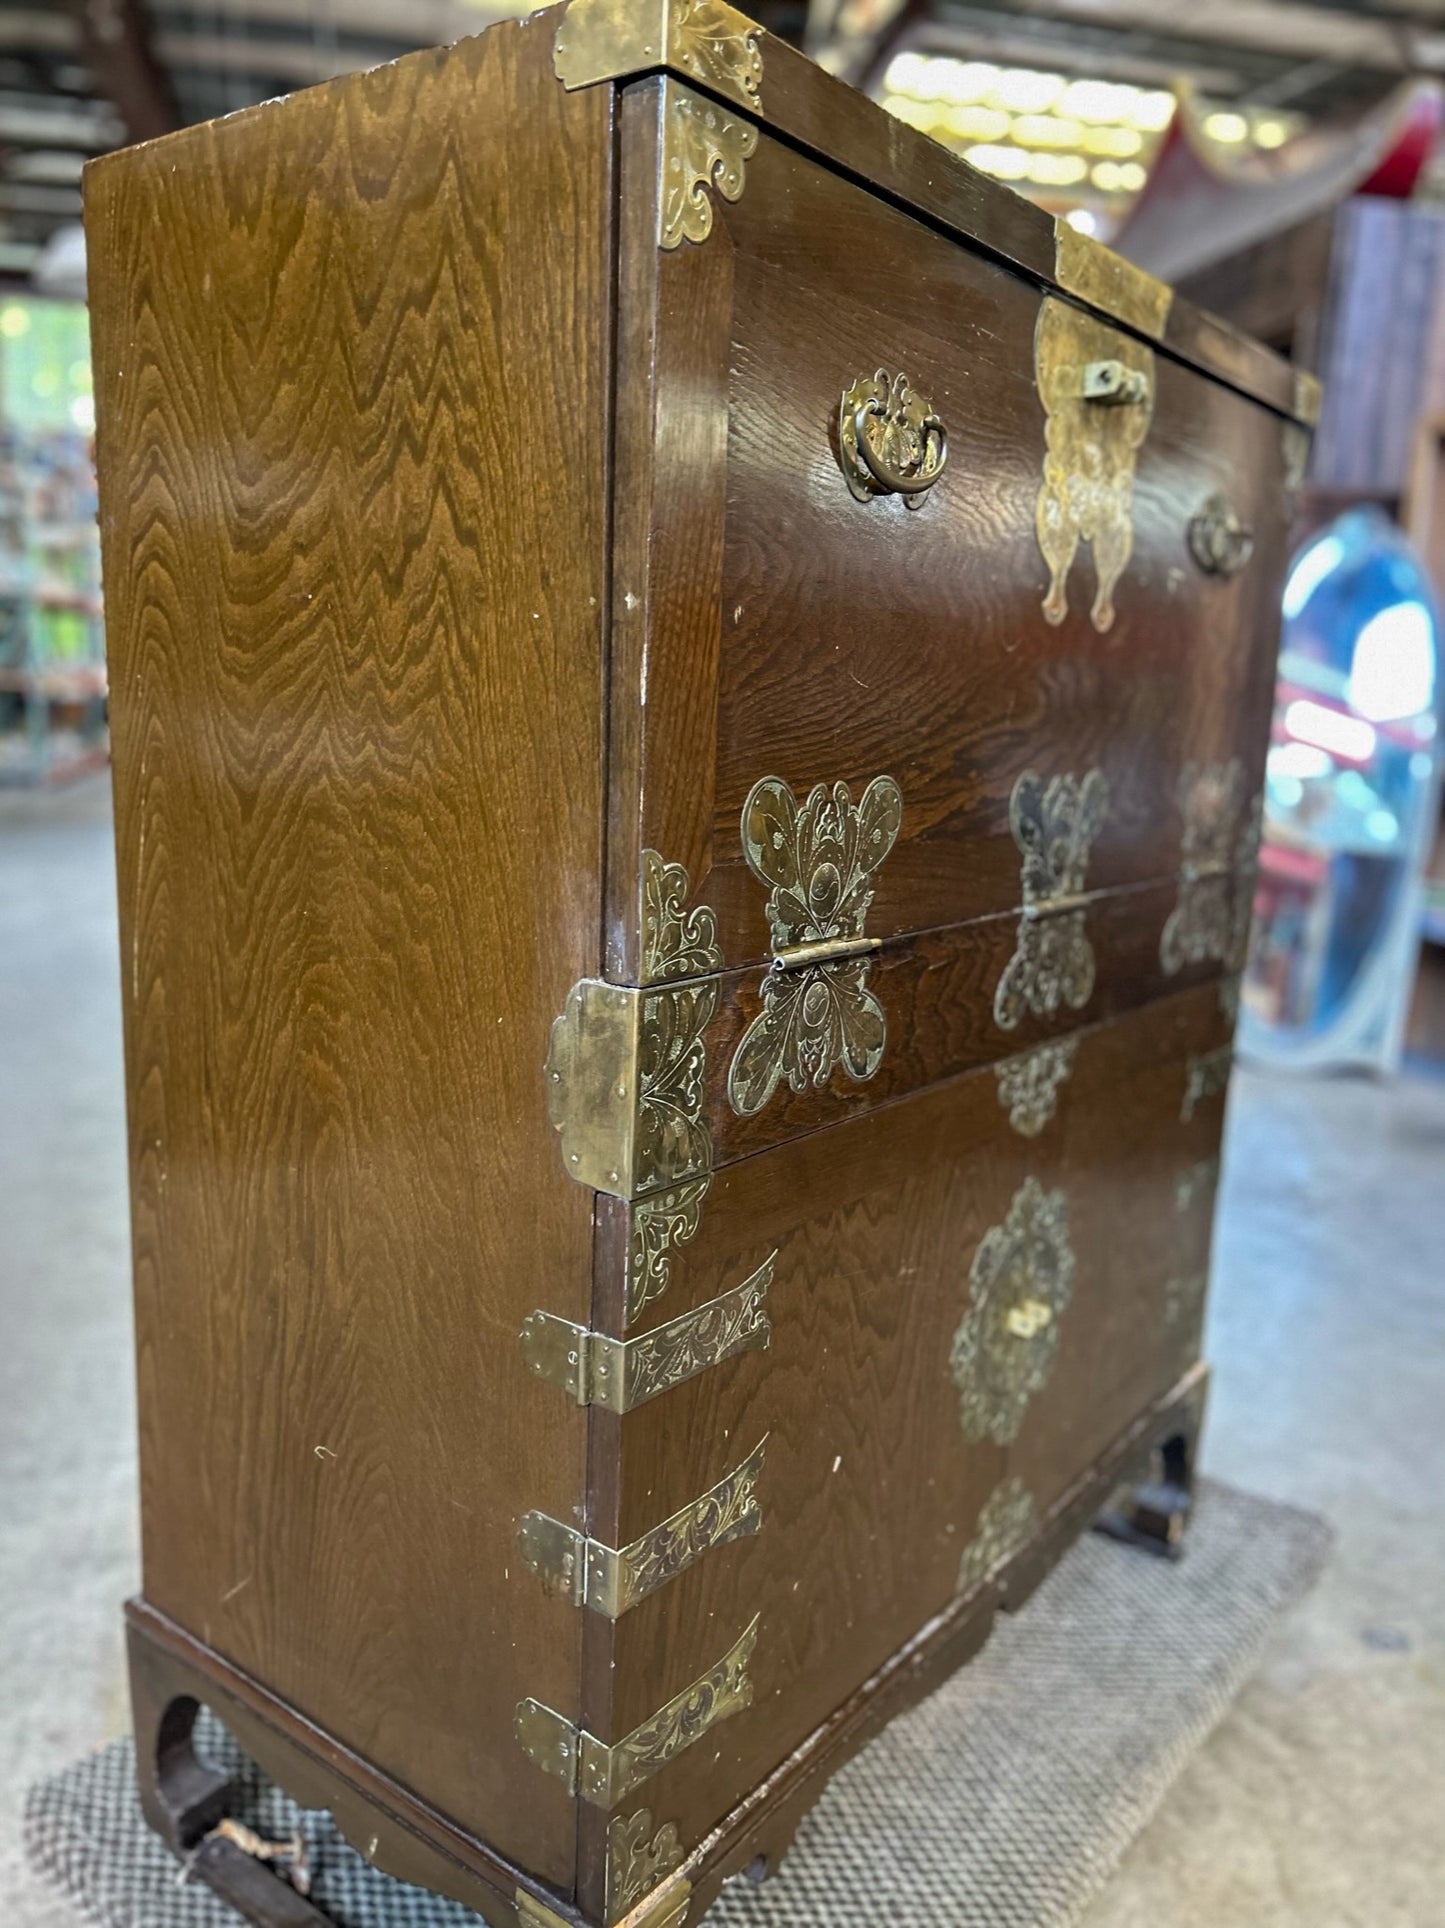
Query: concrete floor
2,779,1443,1928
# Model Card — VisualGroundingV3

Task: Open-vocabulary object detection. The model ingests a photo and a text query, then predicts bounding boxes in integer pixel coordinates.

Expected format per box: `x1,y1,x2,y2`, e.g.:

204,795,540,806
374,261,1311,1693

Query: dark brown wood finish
599,979,1233,1875
616,879,1230,1176
596,18,1304,423
87,16,612,1893
87,13,1302,1928
607,86,1293,979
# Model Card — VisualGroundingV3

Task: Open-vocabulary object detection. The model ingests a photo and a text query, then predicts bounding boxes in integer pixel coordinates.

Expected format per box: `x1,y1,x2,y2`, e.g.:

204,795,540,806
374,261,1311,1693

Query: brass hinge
519,1257,773,1413
519,1436,766,1617
516,1616,758,1807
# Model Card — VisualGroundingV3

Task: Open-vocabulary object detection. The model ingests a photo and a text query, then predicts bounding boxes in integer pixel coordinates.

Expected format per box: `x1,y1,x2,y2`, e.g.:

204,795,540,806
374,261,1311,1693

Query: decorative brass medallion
995,1037,1077,1138
956,1476,1039,1597
521,1256,773,1411
728,774,903,1117
516,1616,759,1807
554,0,764,112
1188,493,1255,578
951,1177,1075,1445
659,79,757,251
1182,1044,1233,1121
607,1810,685,1925
839,370,947,507
994,767,1109,1032
1035,297,1155,632
641,848,722,985
1160,765,1262,980
519,1436,767,1617
627,1178,711,1326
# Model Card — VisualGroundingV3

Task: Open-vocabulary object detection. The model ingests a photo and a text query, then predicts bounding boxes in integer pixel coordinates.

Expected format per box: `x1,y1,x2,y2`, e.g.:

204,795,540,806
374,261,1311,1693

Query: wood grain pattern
89,19,1299,1928
602,979,1233,1859
88,16,611,1891
608,113,1291,977
628,878,1230,1177
674,30,1300,421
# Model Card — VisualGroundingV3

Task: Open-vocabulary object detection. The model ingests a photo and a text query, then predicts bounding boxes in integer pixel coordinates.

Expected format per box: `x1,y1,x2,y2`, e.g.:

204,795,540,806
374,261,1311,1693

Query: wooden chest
85,9,1315,1928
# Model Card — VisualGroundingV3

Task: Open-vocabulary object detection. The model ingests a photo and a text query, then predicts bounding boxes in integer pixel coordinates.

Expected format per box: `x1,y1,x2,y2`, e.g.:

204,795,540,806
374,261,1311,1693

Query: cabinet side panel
86,17,608,1888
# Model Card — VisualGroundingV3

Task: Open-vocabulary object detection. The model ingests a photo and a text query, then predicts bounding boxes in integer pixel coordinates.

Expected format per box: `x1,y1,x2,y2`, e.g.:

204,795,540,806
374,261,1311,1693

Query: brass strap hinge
519,1257,773,1413
516,1616,759,1807
519,1436,767,1617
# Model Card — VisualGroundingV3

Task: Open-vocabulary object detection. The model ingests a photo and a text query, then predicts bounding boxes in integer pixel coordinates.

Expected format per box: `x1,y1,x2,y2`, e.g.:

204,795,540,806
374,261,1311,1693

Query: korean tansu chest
86,10,1313,1928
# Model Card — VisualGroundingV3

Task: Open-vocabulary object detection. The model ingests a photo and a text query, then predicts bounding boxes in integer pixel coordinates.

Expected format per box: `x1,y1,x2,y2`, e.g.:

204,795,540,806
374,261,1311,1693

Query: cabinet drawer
607,81,1296,984
593,978,1233,1860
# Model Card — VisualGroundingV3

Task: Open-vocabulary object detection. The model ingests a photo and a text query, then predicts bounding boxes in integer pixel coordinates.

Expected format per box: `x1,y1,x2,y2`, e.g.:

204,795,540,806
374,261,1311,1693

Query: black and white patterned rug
23,1480,1330,1928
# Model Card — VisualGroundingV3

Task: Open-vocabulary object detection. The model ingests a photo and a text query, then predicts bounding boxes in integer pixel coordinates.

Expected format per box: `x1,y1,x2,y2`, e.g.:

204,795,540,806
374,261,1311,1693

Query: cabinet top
552,0,1317,427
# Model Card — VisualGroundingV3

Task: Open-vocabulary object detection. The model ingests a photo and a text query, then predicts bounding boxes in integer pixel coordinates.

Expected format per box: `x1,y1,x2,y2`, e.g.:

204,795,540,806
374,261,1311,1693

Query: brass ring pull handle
840,369,947,509
1188,493,1255,577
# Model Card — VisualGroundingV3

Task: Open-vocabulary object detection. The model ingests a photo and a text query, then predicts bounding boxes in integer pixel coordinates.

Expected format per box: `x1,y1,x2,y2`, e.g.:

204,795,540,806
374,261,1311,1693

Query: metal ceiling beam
998,0,1433,73
884,15,1245,91
69,0,179,144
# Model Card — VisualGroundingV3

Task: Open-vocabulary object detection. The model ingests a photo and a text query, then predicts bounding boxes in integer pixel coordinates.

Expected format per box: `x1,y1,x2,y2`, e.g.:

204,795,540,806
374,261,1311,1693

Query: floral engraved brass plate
627,1178,710,1327
516,1616,759,1808
659,79,757,251
839,370,948,508
951,1177,1075,1445
642,848,722,985
1160,763,1260,978
994,767,1109,1032
995,1038,1077,1138
608,1810,685,1925
554,0,764,112
521,1256,773,1412
1035,296,1154,633
519,1436,766,1617
728,774,903,1117
546,975,717,1195
956,1476,1039,1596
548,852,720,1198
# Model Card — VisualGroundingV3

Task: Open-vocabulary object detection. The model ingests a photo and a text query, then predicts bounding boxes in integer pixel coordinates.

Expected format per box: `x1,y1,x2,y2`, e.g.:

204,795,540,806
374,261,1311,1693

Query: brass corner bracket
516,1616,759,1807
547,853,720,1198
546,973,718,1197
1053,220,1172,342
554,0,764,113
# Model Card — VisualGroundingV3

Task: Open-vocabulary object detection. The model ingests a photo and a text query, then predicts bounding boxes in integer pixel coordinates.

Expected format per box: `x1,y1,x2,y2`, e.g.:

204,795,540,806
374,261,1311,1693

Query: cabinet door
590,979,1232,1890
606,77,1291,996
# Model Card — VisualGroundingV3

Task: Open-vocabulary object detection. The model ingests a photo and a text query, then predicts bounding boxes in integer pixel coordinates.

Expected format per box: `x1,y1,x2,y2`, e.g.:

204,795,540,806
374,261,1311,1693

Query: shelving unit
0,298,105,785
